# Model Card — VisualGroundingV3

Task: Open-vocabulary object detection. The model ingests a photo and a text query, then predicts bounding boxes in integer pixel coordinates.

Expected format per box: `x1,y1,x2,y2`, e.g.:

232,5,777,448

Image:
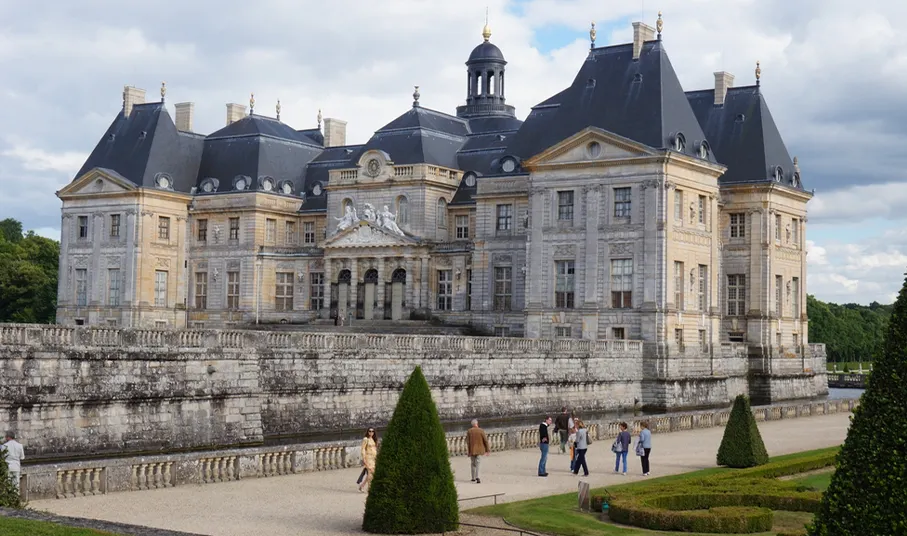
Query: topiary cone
717,394,769,468
808,273,907,535
362,366,458,534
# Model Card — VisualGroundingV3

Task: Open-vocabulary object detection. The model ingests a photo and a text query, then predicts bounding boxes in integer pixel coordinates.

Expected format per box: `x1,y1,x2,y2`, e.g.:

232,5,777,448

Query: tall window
674,261,684,310
775,214,781,241
285,221,296,245
675,328,684,350
727,275,745,316
792,277,800,318
612,327,626,340
729,213,745,238
555,260,575,309
310,272,325,311
700,329,708,349
75,269,88,306
557,191,574,222
195,272,208,310
698,195,707,224
110,214,120,238
266,218,276,243
396,196,409,225
437,270,452,310
77,216,89,239
674,190,683,223
775,275,783,316
614,187,631,218
610,259,633,308
227,271,240,310
456,215,469,239
437,198,448,228
496,204,512,231
276,272,294,311
465,269,472,310
158,216,170,240
303,222,316,244
698,265,708,312
792,218,800,244
107,268,120,307
494,266,512,311
197,219,207,242
154,270,168,307
229,217,240,241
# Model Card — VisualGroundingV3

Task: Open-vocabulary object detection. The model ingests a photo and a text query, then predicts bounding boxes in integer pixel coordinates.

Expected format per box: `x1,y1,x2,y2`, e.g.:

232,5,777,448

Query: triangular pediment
524,127,657,169
325,221,419,248
58,167,137,197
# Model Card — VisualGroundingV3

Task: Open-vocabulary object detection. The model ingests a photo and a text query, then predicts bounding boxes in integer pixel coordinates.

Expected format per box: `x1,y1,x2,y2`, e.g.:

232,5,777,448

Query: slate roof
468,42,506,63
507,40,715,163
298,145,365,214
686,85,804,189
357,106,470,170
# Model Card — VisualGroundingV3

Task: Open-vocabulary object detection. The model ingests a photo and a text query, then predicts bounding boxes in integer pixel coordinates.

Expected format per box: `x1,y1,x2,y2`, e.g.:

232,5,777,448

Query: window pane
614,187,631,218
310,272,324,311
557,191,574,221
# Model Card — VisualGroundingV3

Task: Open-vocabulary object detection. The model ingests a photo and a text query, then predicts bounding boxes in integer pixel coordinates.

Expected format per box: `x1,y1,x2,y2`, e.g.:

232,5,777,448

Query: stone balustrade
17,397,857,502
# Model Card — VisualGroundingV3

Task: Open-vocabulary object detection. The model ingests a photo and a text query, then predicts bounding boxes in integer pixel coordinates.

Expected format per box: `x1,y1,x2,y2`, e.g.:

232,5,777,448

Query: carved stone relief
155,257,170,269
492,254,513,265
553,244,576,257
609,243,633,256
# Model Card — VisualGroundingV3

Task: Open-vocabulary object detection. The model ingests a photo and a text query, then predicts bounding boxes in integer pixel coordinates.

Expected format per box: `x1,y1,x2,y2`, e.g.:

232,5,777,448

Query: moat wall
0,324,827,458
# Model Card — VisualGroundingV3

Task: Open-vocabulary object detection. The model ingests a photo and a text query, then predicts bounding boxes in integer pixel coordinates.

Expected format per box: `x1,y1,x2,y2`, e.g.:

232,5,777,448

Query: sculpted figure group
335,203,404,236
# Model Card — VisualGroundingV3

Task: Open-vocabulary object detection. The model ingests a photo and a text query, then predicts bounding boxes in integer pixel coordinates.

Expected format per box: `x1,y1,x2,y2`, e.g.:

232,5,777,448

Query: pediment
524,127,656,168
325,221,418,248
58,168,137,197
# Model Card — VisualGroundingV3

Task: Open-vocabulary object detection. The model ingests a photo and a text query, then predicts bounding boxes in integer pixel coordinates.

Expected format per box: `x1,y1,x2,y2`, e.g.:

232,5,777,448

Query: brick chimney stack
323,118,347,147
632,22,656,60
714,72,735,106
123,86,146,117
174,102,195,132
226,103,247,125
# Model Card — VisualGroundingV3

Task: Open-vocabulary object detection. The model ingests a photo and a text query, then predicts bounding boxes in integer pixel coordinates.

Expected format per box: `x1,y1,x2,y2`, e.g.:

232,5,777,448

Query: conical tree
808,274,907,535
0,450,22,508
363,366,458,534
717,394,769,468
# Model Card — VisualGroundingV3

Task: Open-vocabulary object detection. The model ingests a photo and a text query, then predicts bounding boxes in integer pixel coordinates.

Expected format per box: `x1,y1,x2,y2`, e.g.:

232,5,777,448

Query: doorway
363,269,378,320
390,268,406,321
337,269,351,321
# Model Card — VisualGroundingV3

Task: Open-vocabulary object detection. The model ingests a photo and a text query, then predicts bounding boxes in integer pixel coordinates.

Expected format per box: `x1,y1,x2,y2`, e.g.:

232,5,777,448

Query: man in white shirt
1,431,24,491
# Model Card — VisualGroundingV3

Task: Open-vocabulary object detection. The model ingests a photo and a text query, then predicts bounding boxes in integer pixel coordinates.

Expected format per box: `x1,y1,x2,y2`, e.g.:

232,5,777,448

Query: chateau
56,17,811,357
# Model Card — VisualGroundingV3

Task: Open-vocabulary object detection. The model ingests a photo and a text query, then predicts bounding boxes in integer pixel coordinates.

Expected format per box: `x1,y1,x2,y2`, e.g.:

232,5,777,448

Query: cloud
2,143,87,174
809,183,907,223
808,228,907,304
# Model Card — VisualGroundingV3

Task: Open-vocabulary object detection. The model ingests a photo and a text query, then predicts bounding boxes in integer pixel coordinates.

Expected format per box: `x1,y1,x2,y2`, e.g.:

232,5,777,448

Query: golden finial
249,92,255,114
755,60,762,85
590,22,596,49
656,11,663,39
276,99,281,121
482,7,492,42
160,81,166,103
317,108,323,129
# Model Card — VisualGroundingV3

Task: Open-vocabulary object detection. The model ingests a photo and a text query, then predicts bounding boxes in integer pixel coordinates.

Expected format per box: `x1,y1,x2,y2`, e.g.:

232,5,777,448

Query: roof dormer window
673,132,686,152
773,166,784,182
793,173,802,188
698,141,710,159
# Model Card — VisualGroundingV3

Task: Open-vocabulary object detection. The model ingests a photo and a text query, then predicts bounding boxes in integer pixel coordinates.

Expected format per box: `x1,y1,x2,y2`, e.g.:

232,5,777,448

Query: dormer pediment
57,167,137,198
523,127,657,169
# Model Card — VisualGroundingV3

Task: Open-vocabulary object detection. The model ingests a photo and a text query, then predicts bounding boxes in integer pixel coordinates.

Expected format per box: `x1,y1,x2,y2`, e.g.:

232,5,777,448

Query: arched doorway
335,269,352,321
385,268,406,321
362,269,379,320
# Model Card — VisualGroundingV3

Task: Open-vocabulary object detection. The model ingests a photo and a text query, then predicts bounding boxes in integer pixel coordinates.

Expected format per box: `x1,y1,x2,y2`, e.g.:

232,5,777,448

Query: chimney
713,72,735,106
226,103,247,125
632,22,656,60
123,86,146,117
174,102,195,132
323,118,347,148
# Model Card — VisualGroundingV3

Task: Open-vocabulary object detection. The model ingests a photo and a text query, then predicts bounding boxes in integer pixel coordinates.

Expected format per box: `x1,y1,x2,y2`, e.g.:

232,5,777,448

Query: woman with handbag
636,421,652,476
358,428,378,492
612,422,631,475
571,419,590,477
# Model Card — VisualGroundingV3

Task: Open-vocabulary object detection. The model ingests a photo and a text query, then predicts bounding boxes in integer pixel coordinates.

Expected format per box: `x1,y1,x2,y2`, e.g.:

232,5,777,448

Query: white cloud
808,228,907,304
809,182,907,223
2,143,87,174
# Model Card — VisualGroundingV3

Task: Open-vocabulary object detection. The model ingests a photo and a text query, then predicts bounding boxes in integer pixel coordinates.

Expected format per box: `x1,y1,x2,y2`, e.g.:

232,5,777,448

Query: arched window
396,196,409,225
341,198,353,215
488,73,495,95
437,198,448,228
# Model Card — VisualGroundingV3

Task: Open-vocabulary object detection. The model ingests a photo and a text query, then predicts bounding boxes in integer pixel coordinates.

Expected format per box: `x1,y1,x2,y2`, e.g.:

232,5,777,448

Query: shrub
608,498,773,534
0,450,22,508
808,274,907,535
362,366,458,534
717,395,769,468
842,363,850,373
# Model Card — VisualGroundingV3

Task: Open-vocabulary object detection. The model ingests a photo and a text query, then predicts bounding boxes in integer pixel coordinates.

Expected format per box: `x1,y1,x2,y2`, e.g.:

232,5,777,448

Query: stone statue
363,203,378,224
335,205,358,231
212,225,221,244
379,205,404,235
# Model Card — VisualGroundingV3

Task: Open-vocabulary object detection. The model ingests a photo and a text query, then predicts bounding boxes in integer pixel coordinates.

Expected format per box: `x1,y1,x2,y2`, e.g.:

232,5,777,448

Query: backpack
611,437,623,453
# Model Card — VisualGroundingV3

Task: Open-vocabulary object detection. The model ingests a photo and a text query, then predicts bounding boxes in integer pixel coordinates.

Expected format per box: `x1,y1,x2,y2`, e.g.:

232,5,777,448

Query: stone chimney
123,86,146,117
632,22,656,60
174,102,194,132
713,72,735,106
323,118,348,148
226,103,247,125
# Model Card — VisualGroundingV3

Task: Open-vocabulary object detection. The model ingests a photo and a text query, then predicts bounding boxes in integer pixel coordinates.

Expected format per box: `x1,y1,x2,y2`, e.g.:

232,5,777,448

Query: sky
1,0,905,305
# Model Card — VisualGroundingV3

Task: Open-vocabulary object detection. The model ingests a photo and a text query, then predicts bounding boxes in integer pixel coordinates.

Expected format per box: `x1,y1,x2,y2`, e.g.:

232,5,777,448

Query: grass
790,470,834,492
468,447,839,536
0,517,118,536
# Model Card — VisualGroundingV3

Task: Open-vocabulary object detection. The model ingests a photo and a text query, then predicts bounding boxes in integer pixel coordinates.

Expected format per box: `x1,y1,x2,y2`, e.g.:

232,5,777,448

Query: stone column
404,257,415,312
421,256,430,311
89,212,104,319
582,186,600,340
376,257,386,317
323,258,333,319
525,187,547,338
58,214,72,309
349,258,358,316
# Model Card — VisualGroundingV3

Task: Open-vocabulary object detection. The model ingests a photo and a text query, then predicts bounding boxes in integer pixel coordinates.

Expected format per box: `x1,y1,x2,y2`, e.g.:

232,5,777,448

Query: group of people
1,431,24,491
540,407,652,477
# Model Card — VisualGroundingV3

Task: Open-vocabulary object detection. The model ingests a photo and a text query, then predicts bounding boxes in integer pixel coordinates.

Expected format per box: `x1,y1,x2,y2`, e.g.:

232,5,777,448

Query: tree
808,273,907,535
0,450,22,508
716,395,769,468
362,366,458,534
0,220,59,324
808,294,892,364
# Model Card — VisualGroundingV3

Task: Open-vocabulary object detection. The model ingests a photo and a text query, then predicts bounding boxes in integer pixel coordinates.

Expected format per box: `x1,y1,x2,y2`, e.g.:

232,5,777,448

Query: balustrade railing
200,456,238,484
131,462,173,490
56,467,105,498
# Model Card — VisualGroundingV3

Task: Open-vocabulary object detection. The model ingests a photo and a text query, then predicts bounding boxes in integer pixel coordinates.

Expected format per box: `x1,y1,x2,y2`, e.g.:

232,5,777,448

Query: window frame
195,271,208,310
266,218,277,243
303,221,316,244
698,264,708,312
77,216,89,239
729,213,745,239
610,258,633,309
229,217,240,241
674,261,684,310
455,215,469,239
154,270,168,307
197,218,208,242
310,272,325,311
555,326,572,339
158,216,170,241
556,190,574,222
437,198,448,229
493,266,513,311
75,268,88,307
674,190,683,223
226,271,240,310
613,187,631,219
775,274,783,317
792,277,800,318
107,268,120,307
275,272,294,312
726,274,746,316
437,269,453,311
495,204,513,232
698,195,707,225
285,221,297,245
611,327,626,340
109,214,121,239
465,268,472,311
554,260,575,309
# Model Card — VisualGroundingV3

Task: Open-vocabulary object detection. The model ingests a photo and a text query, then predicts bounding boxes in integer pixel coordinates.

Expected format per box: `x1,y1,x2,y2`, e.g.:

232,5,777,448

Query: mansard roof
686,85,805,190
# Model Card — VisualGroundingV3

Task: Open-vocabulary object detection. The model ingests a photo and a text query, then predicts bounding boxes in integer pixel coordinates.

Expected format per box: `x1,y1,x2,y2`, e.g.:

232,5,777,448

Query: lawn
0,517,117,536
790,470,834,492
469,448,839,536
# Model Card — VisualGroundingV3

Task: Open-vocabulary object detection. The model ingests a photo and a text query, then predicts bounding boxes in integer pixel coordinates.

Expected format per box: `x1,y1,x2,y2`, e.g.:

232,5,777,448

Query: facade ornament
482,9,492,42
212,225,221,243
689,202,696,223
413,85,420,107
250,92,255,114
317,109,322,130
641,178,660,190
363,203,378,224
690,268,696,292
755,61,761,86
212,268,219,283
664,180,677,190
276,99,281,121
656,11,663,40
379,205,405,235
589,22,596,49
335,205,358,231
160,81,166,103
62,213,74,220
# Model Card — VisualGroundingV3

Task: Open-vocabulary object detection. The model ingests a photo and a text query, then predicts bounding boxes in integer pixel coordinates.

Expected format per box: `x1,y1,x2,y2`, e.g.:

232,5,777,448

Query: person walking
612,422,631,475
572,419,590,477
466,419,490,484
554,407,570,454
538,416,552,477
1,431,24,491
568,421,577,471
358,428,378,492
637,421,653,476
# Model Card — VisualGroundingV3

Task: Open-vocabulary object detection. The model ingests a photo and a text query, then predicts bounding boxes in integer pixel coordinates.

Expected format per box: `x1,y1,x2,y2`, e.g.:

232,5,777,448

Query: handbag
611,437,622,454
635,440,645,457
356,467,368,484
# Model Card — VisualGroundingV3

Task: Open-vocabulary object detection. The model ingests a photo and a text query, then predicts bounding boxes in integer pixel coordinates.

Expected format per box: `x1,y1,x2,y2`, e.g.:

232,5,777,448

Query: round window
673,133,686,152
262,178,274,191
587,141,602,158
281,182,292,195
698,141,709,159
464,173,476,188
501,158,516,173
235,178,246,190
202,181,213,193
156,175,171,189
312,183,323,196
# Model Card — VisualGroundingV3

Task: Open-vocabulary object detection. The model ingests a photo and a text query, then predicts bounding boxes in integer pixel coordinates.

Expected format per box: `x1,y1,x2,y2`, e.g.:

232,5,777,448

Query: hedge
608,501,772,533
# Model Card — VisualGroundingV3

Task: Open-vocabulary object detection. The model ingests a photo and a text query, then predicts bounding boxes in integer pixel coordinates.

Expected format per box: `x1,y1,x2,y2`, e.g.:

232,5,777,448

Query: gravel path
30,413,851,536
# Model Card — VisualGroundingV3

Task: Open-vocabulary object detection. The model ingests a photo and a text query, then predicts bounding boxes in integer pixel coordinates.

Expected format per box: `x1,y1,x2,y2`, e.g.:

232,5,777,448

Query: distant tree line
808,294,892,363
0,218,59,324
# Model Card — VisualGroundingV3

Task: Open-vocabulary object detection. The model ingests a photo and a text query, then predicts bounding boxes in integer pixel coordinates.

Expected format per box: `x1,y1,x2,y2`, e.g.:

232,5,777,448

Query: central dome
468,41,505,63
